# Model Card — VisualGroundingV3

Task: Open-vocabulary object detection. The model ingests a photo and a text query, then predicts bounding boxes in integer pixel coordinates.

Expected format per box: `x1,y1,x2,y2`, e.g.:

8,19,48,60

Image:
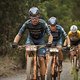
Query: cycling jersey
18,19,51,56
50,25,67,41
18,19,51,40
68,30,80,41
49,25,67,46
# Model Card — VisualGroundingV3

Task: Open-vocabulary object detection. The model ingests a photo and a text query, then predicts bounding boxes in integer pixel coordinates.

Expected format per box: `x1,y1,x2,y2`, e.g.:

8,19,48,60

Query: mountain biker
12,7,53,80
48,17,70,73
68,25,80,69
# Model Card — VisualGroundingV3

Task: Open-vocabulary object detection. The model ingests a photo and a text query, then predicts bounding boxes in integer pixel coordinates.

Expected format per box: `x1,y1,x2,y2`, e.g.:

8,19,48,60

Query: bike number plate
26,45,37,51
49,48,59,52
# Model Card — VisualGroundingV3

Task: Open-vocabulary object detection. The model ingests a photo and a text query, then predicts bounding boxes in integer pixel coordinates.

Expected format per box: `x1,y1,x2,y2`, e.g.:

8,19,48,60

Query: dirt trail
0,60,80,80
60,60,73,80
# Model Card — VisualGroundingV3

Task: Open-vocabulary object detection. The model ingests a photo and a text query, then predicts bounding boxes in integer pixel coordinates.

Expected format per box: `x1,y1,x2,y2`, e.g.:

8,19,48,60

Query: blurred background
0,0,80,77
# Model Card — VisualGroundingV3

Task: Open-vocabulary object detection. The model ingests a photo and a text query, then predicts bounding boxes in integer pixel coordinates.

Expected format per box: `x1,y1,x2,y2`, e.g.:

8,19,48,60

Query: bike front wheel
26,57,33,80
46,56,53,80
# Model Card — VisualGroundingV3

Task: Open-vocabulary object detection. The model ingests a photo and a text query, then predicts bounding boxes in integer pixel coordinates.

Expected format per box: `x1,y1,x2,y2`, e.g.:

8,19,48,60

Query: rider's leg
57,45,63,71
39,56,46,80
33,55,36,79
25,38,35,80
25,51,36,80
45,53,50,74
77,44,80,68
70,51,74,65
51,56,56,76
56,38,63,71
37,46,46,80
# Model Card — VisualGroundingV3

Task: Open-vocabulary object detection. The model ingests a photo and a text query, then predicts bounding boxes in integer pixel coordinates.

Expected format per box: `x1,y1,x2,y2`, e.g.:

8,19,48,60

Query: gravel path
0,60,80,80
60,60,73,80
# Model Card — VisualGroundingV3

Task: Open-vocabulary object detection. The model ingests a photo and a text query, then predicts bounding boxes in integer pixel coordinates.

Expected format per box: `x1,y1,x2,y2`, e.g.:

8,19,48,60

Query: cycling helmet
48,17,57,25
29,7,40,17
70,25,78,33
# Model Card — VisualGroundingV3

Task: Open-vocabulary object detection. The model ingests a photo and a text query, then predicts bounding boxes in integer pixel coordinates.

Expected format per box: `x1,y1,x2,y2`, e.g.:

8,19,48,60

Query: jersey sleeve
45,23,51,35
77,30,80,39
18,20,28,35
60,26,67,38
41,19,51,35
68,31,71,37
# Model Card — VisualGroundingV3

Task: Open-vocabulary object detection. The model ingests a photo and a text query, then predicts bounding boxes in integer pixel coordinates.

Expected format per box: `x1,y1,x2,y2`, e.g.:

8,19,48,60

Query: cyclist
68,25,80,69
12,7,53,80
47,17,70,74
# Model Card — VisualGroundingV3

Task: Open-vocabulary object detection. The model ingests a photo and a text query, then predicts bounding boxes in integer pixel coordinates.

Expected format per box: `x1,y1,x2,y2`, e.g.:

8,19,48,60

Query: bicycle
69,45,80,80
45,46,61,80
18,44,46,80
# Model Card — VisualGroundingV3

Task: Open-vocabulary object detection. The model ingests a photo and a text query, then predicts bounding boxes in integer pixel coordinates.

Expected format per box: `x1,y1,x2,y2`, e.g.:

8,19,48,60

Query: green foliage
72,0,80,20
0,0,80,68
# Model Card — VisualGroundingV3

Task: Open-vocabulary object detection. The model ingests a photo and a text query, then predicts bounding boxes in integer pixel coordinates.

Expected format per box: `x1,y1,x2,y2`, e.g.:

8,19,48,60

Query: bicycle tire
57,56,61,80
57,68,60,80
73,56,78,80
46,56,53,80
53,70,57,80
26,57,33,80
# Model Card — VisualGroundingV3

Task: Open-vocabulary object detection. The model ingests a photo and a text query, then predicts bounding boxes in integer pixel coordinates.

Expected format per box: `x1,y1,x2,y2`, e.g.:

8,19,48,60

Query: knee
46,54,50,60
39,57,44,62
57,45,62,51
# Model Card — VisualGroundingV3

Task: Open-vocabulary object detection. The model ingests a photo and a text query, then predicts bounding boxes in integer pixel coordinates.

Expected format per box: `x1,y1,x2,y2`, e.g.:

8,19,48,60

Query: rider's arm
66,36,71,47
65,31,72,46
14,34,21,44
44,22,53,44
13,20,28,44
48,34,53,44
61,26,70,47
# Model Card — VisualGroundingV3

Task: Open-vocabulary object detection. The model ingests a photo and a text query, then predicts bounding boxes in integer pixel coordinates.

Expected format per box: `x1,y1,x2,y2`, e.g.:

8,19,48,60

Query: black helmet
48,17,57,25
29,7,40,17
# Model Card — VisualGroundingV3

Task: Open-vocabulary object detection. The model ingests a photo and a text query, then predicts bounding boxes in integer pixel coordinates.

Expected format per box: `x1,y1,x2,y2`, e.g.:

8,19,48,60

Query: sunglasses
30,16,39,19
50,25,56,27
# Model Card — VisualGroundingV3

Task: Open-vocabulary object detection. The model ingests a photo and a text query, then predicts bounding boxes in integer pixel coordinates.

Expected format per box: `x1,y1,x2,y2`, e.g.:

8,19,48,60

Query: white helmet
70,25,78,33
48,17,57,25
29,7,40,17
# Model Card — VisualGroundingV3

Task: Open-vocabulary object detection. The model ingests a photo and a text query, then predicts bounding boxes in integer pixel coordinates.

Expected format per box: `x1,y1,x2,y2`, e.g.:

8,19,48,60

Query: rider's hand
46,43,52,47
12,42,18,48
67,44,71,50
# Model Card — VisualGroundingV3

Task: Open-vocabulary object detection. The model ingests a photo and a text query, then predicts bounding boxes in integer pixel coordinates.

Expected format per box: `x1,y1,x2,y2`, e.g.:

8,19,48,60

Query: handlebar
17,44,46,51
18,44,46,48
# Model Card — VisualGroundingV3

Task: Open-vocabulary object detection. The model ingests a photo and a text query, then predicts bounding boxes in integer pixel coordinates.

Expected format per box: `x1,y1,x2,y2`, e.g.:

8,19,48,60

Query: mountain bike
45,46,61,80
18,44,46,80
69,45,80,80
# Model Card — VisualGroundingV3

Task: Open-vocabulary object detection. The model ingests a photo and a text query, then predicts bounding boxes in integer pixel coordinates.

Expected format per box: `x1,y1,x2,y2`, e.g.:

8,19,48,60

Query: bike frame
69,46,79,80
46,46,61,80
18,44,46,80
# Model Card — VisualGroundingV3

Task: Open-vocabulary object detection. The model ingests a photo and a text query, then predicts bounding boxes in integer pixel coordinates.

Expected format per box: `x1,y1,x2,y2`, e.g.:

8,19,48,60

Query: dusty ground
0,59,80,80
0,56,80,80
0,56,23,77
